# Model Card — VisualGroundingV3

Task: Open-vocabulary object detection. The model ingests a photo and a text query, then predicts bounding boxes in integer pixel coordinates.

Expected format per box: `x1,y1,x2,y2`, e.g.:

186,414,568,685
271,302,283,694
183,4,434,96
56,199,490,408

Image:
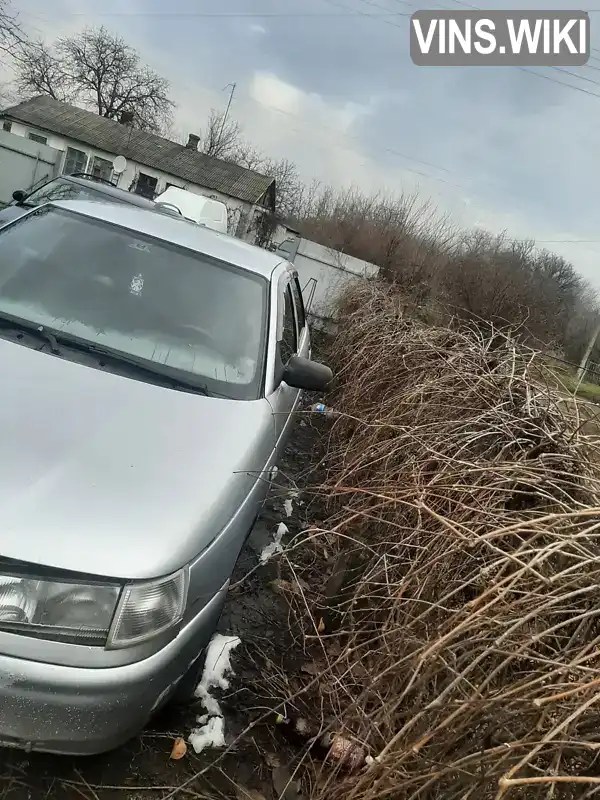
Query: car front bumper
0,584,227,755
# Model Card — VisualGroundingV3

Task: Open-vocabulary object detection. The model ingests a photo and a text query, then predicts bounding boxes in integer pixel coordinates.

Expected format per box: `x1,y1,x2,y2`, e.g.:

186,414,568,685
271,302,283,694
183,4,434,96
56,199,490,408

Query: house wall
7,121,258,239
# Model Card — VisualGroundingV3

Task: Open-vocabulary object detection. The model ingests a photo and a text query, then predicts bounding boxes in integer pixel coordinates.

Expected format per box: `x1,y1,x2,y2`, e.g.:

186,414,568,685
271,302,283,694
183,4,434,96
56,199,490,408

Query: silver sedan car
0,200,331,754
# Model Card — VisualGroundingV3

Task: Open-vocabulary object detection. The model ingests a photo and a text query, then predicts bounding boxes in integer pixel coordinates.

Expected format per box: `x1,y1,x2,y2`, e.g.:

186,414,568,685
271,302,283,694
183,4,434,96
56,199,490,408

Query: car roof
49,199,288,279
60,175,158,208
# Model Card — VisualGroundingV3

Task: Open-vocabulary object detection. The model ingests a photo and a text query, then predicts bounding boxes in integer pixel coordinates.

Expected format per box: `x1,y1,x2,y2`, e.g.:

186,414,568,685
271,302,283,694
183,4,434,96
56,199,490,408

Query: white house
0,95,276,242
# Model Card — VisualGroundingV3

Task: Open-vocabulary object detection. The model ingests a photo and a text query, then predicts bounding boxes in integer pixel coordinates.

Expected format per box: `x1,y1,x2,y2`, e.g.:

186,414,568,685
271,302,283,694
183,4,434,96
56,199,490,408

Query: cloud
6,0,600,287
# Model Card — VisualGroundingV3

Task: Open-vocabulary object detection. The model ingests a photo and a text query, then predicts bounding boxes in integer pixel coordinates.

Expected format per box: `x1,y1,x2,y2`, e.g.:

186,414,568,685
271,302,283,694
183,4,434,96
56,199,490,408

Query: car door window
290,276,306,334
280,285,298,365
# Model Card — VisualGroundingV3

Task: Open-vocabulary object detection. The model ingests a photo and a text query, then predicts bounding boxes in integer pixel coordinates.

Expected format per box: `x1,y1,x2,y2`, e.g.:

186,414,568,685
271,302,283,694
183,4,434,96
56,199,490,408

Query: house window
2,120,12,132
28,132,47,145
134,172,158,199
90,155,113,182
62,146,88,175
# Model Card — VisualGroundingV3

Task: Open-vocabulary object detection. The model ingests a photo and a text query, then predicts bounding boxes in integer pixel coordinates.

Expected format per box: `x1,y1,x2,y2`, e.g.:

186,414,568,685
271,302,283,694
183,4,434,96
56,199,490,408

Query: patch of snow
260,522,289,564
189,634,241,753
189,715,225,754
194,634,241,714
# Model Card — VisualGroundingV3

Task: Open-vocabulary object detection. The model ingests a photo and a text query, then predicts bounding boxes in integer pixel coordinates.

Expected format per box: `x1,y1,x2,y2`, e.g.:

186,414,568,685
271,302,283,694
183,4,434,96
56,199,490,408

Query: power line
552,66,600,88
515,66,600,100
227,89,467,190
12,8,470,191
170,77,600,246
322,0,407,28
414,0,600,101
16,1,600,248
29,9,410,17
399,0,600,94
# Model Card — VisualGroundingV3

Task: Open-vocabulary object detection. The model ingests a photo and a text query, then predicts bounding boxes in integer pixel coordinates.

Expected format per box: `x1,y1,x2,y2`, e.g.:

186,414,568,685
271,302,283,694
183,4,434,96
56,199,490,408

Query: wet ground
0,415,322,800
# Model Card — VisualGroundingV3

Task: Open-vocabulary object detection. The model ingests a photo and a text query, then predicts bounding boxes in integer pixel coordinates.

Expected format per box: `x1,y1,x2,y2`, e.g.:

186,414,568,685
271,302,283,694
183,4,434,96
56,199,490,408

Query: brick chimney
186,134,200,150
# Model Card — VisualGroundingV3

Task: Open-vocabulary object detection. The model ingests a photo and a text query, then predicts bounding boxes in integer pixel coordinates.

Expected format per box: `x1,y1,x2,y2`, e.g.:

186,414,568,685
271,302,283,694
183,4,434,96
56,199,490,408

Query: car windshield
23,178,128,207
0,206,268,400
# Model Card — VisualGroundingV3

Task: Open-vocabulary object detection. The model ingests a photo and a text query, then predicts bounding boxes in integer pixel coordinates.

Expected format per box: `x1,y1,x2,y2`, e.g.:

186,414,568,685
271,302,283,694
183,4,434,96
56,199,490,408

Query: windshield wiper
0,313,62,354
0,312,212,395
79,342,212,395
53,337,212,396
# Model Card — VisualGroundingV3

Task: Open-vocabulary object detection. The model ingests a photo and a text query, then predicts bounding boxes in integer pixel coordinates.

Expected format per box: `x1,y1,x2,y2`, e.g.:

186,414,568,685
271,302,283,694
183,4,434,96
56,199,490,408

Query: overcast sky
6,0,600,287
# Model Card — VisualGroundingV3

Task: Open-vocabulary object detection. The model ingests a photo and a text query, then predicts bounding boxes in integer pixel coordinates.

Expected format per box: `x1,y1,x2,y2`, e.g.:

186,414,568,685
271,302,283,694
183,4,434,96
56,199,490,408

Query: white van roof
155,187,229,234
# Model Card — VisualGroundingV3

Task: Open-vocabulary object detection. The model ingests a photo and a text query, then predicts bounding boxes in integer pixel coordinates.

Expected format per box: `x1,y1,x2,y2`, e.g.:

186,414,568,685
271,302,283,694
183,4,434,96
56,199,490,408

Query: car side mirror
12,189,26,203
282,355,333,392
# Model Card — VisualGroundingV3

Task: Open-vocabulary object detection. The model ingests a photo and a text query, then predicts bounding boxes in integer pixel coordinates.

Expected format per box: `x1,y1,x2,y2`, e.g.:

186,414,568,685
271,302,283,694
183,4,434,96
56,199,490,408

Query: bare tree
14,26,174,133
13,39,73,102
255,157,302,218
0,0,28,103
195,112,304,218
0,0,25,57
199,109,244,160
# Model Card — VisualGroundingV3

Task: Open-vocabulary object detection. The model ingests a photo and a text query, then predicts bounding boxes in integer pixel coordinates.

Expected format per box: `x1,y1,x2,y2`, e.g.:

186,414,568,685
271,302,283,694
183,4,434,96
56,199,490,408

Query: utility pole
576,320,600,384
218,82,236,143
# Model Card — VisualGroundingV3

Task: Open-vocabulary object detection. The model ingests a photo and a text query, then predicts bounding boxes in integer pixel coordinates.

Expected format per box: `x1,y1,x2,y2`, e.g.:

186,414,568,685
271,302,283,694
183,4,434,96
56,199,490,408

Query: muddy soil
0,414,324,800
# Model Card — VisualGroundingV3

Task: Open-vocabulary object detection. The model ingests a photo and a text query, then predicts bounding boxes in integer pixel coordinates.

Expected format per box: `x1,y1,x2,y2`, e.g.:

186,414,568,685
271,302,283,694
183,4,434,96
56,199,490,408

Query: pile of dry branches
280,283,600,800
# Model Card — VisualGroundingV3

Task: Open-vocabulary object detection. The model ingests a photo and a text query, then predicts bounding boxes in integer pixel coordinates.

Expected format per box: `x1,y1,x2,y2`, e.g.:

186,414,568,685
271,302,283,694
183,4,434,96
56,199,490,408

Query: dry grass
272,282,600,800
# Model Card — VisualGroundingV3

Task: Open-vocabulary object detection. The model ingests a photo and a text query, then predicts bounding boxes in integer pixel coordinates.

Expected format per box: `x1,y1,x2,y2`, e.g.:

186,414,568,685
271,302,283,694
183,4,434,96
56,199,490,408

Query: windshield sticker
130,274,144,295
129,241,151,252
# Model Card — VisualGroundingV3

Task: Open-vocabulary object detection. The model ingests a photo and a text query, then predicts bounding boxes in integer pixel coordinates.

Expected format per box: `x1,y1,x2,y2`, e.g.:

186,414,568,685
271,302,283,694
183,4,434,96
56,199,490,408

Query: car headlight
0,576,120,645
0,568,188,648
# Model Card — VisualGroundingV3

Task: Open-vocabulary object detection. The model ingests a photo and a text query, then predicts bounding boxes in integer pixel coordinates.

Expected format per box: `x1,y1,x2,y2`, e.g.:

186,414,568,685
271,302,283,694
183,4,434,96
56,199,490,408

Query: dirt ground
0,414,323,800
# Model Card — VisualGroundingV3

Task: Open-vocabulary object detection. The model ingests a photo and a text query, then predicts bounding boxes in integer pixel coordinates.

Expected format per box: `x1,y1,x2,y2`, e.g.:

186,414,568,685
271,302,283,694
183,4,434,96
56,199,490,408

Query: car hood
0,339,275,580
0,205,27,227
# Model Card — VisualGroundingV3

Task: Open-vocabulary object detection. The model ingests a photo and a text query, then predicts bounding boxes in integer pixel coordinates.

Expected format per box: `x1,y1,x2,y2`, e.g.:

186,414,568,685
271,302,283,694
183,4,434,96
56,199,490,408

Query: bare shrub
296,187,455,306
438,230,589,351
292,183,599,363
273,282,600,800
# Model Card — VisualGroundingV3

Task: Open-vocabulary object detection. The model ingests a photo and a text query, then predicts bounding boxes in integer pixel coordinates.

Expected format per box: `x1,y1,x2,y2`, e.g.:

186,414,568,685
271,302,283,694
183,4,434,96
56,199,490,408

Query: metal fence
0,130,62,206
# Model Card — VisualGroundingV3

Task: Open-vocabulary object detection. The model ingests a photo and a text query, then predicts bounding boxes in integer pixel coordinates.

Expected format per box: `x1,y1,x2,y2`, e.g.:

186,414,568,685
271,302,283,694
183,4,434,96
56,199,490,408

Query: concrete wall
0,129,61,206
276,235,380,326
7,121,257,239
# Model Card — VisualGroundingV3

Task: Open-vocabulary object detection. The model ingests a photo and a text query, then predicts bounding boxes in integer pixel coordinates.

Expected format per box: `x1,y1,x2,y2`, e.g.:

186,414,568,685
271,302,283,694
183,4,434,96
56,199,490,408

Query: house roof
1,95,275,205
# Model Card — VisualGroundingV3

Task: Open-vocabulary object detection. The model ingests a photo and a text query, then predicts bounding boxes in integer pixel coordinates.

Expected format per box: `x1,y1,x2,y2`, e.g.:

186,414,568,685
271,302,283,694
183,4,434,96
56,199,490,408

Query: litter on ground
259,522,288,564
